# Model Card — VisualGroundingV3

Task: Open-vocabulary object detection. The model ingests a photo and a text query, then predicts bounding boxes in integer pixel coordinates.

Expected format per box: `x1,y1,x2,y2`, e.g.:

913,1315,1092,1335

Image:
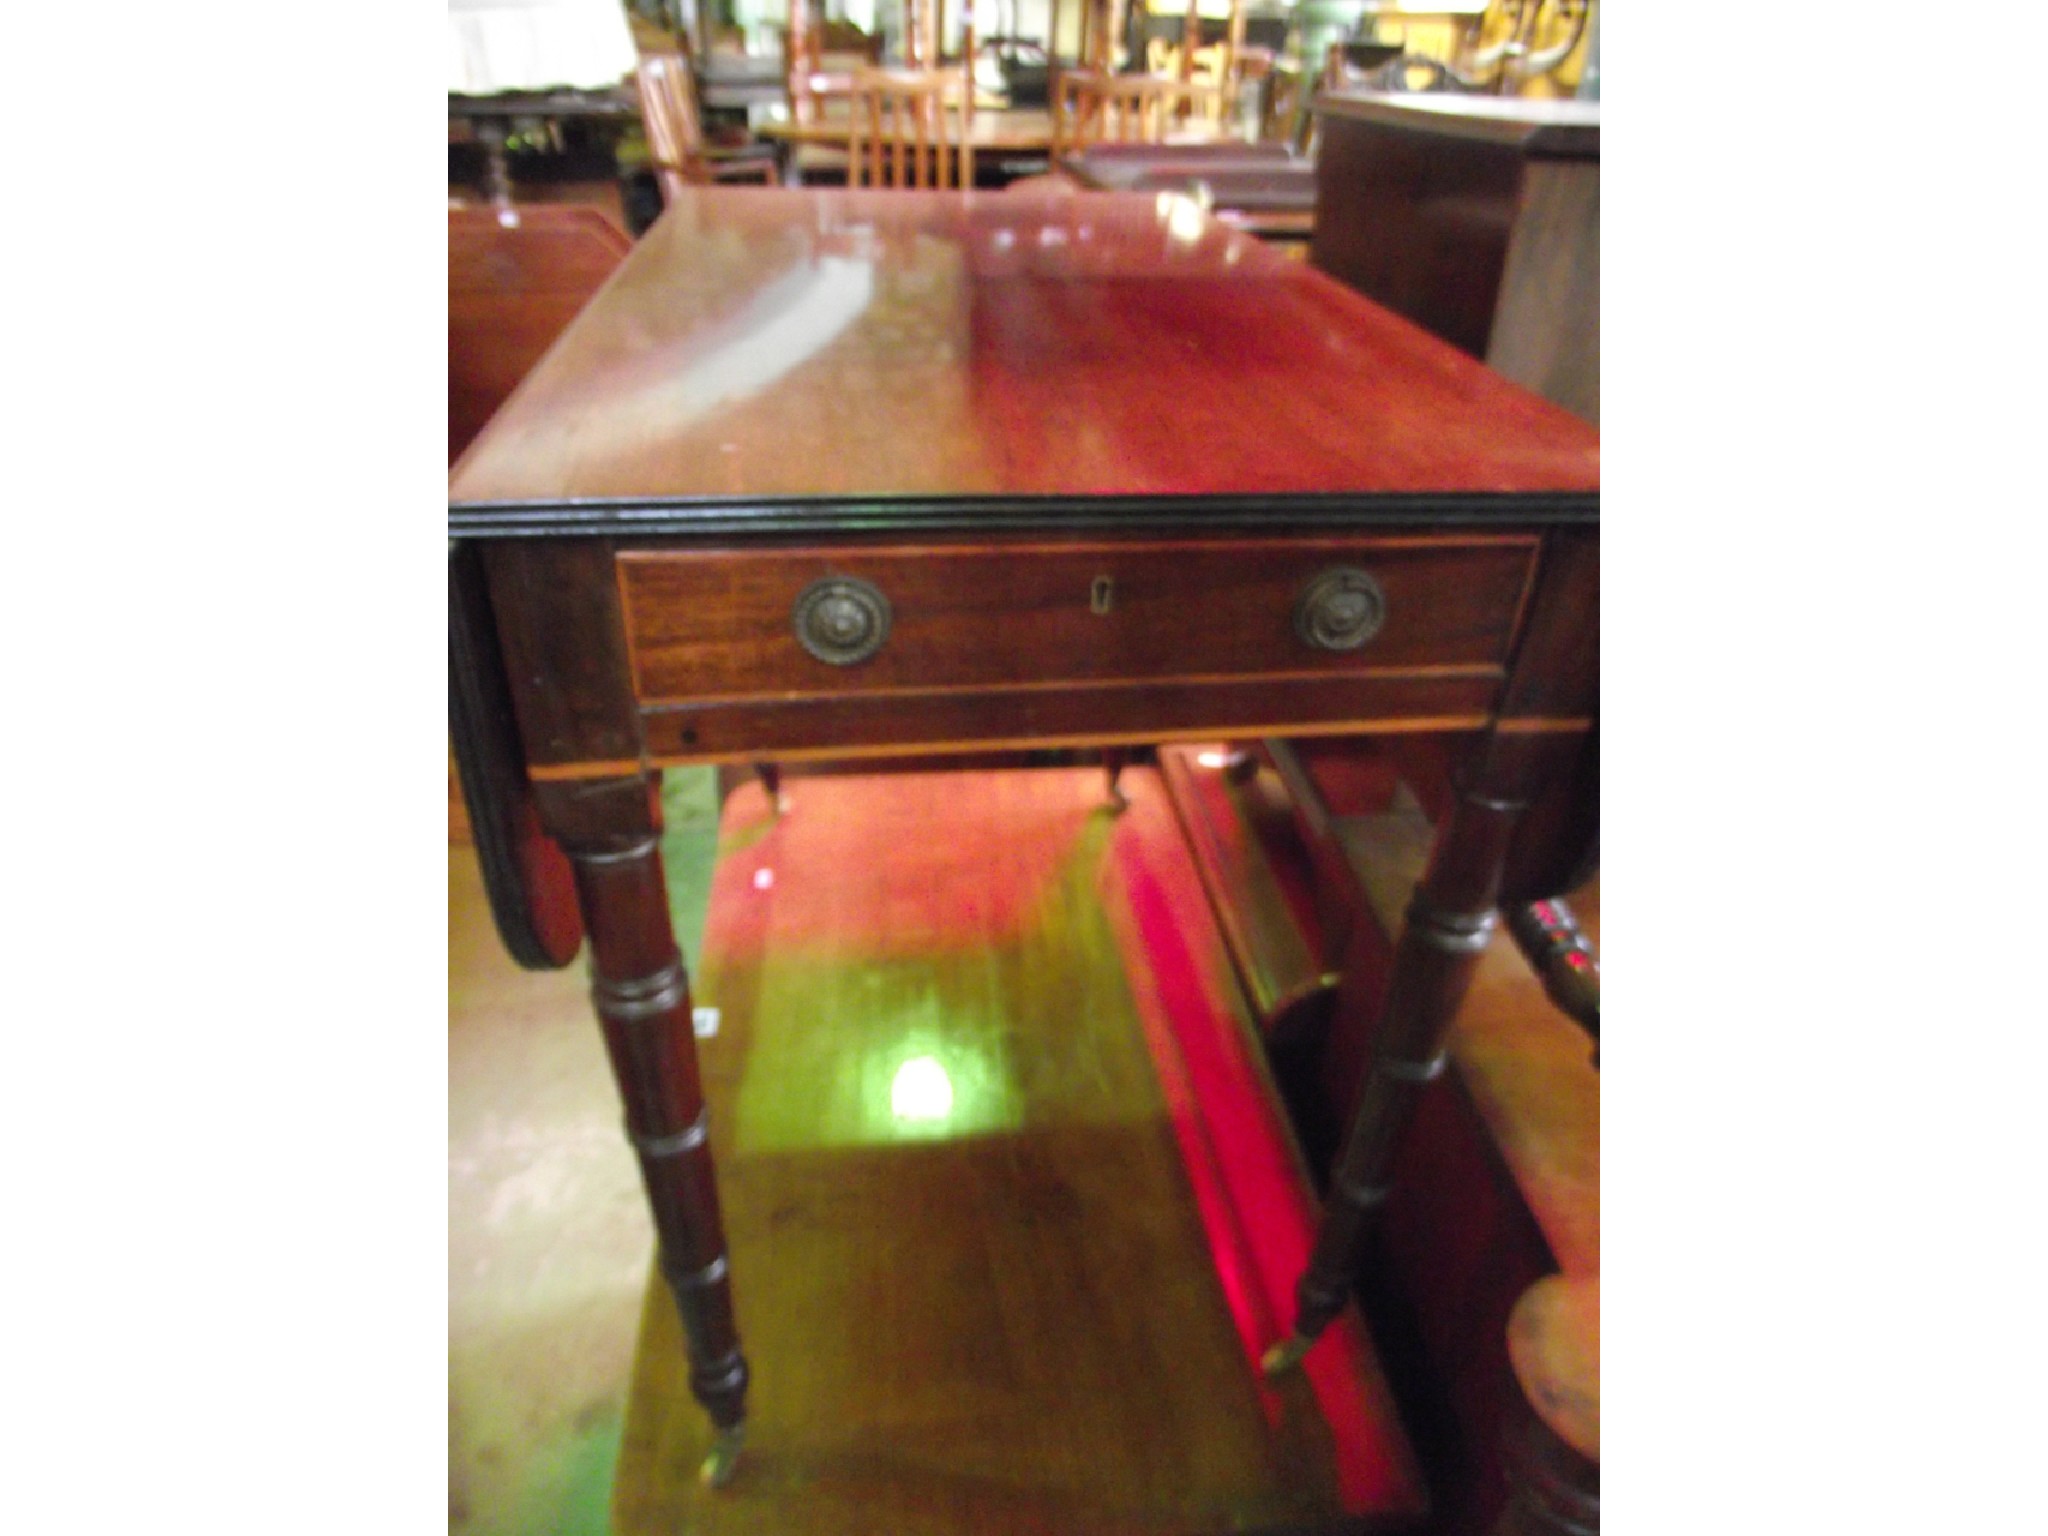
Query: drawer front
618,538,1535,705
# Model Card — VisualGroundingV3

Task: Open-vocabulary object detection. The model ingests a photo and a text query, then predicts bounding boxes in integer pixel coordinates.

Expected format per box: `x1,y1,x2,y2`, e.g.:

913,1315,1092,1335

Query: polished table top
449,187,1597,524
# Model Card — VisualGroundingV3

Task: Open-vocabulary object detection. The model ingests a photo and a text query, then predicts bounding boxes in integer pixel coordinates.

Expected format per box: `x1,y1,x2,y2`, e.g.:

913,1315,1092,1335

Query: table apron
625,670,1506,765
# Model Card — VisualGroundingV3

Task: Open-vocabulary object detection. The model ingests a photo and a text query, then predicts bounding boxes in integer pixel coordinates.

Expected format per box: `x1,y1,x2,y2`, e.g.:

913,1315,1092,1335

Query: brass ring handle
1294,567,1387,651
793,577,892,666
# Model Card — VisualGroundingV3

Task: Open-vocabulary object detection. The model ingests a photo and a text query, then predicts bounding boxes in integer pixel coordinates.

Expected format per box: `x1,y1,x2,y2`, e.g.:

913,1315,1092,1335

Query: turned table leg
554,791,750,1486
1264,746,1526,1373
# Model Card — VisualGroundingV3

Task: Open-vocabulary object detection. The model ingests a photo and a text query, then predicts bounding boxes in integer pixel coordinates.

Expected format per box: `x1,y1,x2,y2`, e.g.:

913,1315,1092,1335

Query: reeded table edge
445,490,1600,540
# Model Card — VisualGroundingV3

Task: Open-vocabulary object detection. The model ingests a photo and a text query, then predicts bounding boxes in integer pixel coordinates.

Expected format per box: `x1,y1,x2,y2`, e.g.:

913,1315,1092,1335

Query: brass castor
700,1422,746,1488
1259,1333,1314,1378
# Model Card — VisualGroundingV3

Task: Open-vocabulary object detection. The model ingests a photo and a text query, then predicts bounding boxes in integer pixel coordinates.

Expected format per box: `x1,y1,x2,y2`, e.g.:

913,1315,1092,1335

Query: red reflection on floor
694,765,1419,1517
702,775,1090,964
1101,775,1415,1517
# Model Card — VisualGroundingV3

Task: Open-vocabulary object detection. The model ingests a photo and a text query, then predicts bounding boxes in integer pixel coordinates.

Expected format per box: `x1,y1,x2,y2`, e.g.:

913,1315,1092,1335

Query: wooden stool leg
1103,747,1130,812
753,760,786,814
558,802,750,1487
1264,754,1525,1372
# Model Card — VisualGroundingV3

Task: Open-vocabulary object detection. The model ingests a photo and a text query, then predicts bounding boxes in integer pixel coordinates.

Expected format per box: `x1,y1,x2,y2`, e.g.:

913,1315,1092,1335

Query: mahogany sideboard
448,186,1599,1487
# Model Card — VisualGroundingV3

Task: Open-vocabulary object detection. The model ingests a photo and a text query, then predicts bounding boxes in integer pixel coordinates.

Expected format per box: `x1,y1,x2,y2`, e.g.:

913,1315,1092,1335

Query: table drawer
617,538,1536,705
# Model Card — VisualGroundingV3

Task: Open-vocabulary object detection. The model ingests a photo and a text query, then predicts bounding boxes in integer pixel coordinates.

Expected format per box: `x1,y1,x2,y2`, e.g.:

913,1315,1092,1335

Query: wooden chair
1072,0,1133,71
1141,0,1251,106
847,69,974,190
783,1,883,126
634,51,778,201
1050,70,1225,160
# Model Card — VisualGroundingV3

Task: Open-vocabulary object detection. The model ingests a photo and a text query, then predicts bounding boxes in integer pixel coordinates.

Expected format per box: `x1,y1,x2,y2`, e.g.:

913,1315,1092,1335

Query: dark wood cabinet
1311,92,1599,424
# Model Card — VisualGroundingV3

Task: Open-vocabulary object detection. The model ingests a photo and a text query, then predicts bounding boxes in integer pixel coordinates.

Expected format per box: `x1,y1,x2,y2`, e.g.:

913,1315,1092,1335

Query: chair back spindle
636,51,709,200
848,69,974,190
1051,70,1224,160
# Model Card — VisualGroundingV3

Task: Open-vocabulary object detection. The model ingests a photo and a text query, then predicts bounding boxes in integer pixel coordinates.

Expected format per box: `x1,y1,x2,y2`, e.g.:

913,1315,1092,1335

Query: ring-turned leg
1264,750,1526,1374
552,782,750,1486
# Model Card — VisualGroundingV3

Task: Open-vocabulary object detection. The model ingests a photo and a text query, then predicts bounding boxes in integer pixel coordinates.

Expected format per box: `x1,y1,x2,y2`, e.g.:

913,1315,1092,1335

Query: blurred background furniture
1060,141,1316,247
447,0,645,218
634,50,779,200
1157,736,1599,1534
1310,90,1598,423
848,67,976,187
449,85,640,222
782,1,883,122
1051,68,1226,155
979,34,1054,107
1267,1,1594,140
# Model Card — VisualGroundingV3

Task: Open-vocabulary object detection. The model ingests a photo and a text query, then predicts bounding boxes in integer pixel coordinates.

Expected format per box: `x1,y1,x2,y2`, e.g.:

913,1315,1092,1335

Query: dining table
448,185,1599,1490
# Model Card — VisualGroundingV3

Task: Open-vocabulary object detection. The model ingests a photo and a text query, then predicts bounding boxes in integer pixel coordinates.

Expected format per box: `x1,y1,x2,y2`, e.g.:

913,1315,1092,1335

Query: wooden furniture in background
448,188,1598,1489
1156,734,1598,1532
900,0,941,66
449,85,638,223
847,69,975,189
447,202,633,465
1375,867,1600,1536
1311,91,1599,424
782,2,881,125
1051,69,1226,157
759,106,1060,181
1060,142,1317,245
635,52,779,200
1067,0,1132,70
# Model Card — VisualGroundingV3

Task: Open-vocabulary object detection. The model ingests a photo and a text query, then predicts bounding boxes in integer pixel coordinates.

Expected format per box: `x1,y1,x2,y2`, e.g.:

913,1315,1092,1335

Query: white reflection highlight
1165,195,1207,246
651,256,874,425
890,1056,954,1122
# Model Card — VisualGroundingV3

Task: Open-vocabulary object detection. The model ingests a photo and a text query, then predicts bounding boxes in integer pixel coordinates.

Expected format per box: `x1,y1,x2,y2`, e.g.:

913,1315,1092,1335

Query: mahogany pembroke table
448,187,1598,1487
